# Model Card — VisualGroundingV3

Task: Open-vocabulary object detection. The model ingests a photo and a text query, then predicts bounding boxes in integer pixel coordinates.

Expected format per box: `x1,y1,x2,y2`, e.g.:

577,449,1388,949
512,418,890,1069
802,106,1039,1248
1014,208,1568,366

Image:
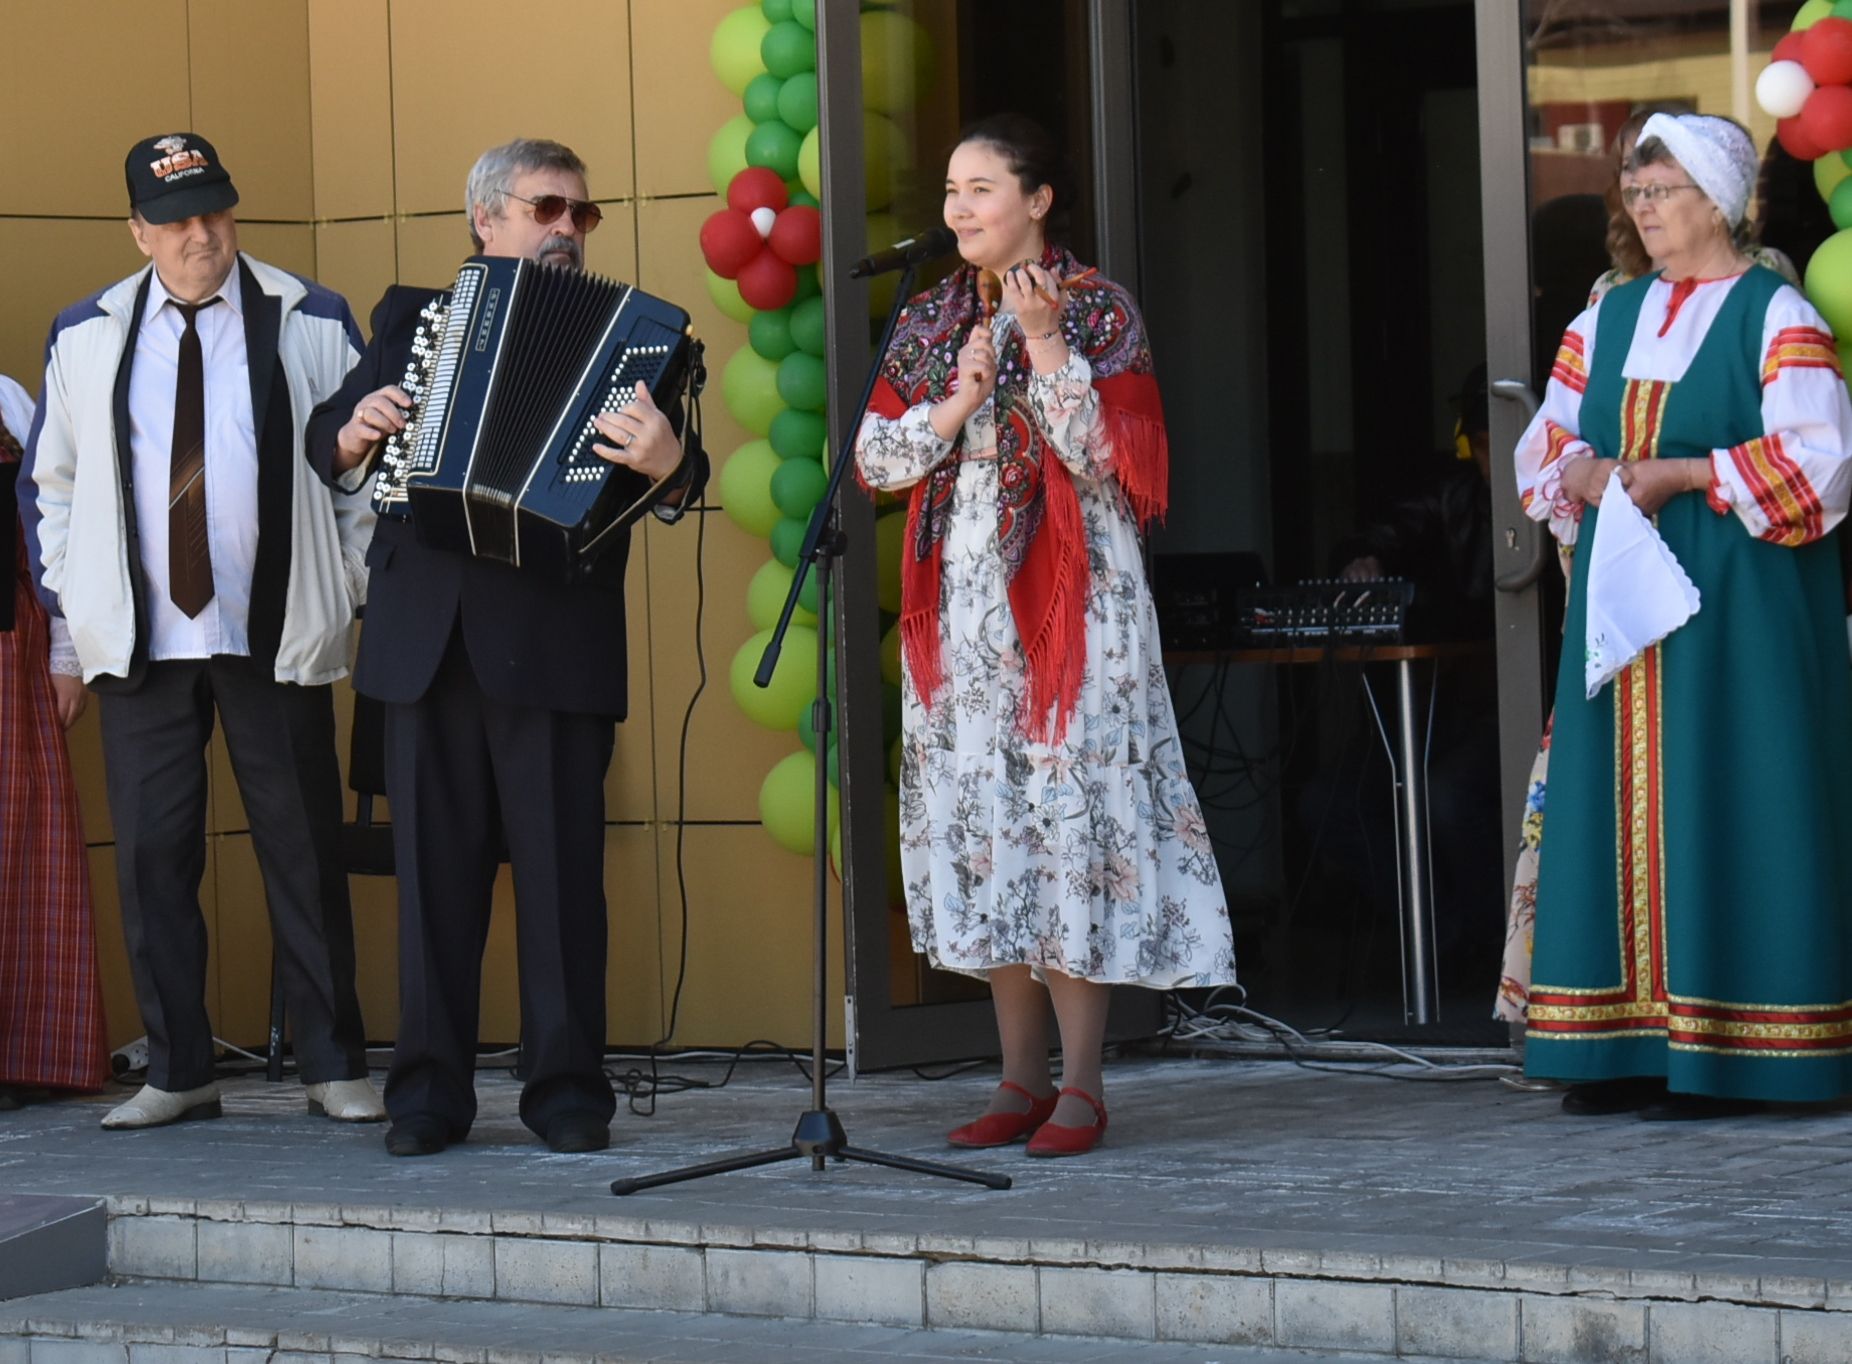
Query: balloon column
1760,2,1852,367
702,3,931,910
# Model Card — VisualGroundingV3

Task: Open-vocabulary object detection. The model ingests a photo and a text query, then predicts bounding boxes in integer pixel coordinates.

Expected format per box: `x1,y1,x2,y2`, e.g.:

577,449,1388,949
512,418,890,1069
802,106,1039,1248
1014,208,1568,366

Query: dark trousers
381,628,617,1138
97,657,367,1091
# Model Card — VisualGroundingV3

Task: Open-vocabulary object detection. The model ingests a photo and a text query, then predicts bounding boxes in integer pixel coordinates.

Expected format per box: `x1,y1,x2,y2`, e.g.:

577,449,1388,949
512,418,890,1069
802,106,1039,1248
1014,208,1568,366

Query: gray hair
1628,136,1755,252
465,138,588,250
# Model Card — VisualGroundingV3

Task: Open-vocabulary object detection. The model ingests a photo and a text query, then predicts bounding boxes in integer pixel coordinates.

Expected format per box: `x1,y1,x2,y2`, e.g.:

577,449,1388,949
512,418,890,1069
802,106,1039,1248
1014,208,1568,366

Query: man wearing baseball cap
20,132,384,1129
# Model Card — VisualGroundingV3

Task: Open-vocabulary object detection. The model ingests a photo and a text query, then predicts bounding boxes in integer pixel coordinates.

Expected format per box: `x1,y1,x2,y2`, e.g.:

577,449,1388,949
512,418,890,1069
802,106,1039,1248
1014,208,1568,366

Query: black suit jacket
305,283,708,718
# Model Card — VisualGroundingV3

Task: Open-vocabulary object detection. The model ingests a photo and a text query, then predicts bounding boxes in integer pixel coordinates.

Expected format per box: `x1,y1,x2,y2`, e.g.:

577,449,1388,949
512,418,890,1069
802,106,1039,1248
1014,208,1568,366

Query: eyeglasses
503,190,603,233
1619,183,1702,209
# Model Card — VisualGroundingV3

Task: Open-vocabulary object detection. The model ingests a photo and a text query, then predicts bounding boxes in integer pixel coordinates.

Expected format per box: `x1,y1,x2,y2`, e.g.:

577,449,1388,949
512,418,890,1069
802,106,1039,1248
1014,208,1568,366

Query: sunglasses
503,190,603,234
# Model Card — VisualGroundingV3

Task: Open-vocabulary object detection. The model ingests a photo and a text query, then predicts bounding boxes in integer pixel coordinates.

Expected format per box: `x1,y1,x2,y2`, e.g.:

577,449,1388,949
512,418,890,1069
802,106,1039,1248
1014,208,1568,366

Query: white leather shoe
306,1077,386,1122
100,1082,222,1130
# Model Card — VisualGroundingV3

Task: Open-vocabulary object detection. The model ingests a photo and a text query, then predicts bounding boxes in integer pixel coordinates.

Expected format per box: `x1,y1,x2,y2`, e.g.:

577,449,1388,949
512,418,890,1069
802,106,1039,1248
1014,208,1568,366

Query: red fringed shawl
862,245,1168,741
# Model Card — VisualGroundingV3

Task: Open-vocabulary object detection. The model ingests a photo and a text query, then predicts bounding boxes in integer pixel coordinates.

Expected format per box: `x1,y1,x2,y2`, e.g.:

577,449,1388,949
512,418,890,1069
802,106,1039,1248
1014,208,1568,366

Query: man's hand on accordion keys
591,382,684,487
335,384,413,474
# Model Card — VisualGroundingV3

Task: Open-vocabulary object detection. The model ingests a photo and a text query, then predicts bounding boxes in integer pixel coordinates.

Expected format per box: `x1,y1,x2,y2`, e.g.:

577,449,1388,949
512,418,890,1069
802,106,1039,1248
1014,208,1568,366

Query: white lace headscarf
1636,113,1758,227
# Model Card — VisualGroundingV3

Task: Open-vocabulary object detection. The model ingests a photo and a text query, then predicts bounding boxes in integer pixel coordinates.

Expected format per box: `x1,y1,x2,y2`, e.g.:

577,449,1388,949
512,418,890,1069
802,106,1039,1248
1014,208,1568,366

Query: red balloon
1774,31,1808,65
727,166,789,216
737,251,799,310
1802,17,1852,85
699,208,762,279
1802,83,1852,154
1779,114,1828,161
768,204,822,266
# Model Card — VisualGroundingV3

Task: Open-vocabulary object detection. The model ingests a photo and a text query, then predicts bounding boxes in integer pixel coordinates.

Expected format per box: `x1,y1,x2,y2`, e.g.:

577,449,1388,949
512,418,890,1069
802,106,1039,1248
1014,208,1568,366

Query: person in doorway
22,132,381,1129
0,374,109,1108
1515,113,1852,1118
854,113,1235,1158
306,138,707,1157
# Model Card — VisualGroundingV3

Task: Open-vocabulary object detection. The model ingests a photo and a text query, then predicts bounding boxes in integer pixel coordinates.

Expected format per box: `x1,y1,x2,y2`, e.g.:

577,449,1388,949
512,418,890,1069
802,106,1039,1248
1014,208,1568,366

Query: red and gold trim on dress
1528,995,1852,1056
1761,326,1841,388
1724,433,1825,546
1550,331,1588,395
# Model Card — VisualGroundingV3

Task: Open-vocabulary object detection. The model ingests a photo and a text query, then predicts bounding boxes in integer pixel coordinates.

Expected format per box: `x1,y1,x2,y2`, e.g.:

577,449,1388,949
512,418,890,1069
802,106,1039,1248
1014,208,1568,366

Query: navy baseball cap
125,132,239,224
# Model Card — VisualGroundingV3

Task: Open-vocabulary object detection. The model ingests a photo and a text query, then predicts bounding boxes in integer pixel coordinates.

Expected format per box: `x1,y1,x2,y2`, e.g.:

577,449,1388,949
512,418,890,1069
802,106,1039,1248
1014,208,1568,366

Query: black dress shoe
1638,1093,1766,1122
544,1112,611,1154
1560,1077,1668,1115
385,1115,452,1157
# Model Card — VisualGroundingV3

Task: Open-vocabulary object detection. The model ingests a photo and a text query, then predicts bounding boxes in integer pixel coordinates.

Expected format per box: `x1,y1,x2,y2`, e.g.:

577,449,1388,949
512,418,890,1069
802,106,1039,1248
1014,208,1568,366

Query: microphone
848,225,957,278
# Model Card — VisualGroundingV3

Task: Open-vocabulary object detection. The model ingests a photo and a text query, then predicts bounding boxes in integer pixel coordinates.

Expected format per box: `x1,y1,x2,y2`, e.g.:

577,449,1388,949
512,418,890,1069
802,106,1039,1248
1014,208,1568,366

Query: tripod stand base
609,1108,1012,1195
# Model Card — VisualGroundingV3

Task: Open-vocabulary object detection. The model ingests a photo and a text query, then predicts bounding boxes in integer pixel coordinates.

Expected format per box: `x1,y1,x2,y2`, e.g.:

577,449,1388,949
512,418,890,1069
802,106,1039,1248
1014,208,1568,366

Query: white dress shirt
128,266,260,660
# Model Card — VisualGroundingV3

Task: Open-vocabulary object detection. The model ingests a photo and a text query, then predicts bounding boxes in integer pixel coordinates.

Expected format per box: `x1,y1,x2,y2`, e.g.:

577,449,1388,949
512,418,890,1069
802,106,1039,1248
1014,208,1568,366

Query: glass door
820,0,1161,1071
1482,0,1813,1007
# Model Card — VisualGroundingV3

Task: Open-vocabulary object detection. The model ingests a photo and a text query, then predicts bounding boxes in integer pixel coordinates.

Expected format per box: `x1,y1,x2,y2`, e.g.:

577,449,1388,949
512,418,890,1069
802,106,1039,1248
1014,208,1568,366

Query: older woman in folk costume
855,115,1233,1157
1515,113,1852,1118
0,374,109,1106
1495,105,1799,1026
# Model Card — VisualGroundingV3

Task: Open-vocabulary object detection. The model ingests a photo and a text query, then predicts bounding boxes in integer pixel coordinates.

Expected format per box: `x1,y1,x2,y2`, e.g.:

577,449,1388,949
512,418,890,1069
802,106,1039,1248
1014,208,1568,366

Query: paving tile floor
4,1056,1852,1281
0,1281,1505,1363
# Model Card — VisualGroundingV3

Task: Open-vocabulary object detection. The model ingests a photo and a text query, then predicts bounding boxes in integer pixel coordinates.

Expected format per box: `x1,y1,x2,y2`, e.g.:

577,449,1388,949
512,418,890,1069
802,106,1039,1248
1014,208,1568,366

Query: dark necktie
169,297,218,618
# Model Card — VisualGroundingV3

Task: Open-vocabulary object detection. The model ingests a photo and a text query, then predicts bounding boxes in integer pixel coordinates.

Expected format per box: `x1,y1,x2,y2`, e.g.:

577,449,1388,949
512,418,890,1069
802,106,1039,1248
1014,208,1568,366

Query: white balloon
1757,60,1815,120
751,206,778,238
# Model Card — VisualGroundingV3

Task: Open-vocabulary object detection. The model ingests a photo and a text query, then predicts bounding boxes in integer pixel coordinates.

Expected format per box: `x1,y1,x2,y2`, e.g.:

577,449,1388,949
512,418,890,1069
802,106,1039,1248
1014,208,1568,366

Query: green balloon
771,407,828,461
761,19,816,79
798,125,821,199
798,563,819,614
758,749,819,854
748,557,815,632
704,268,755,325
778,351,829,412
1835,0,1852,16
723,346,784,436
798,699,820,752
712,7,771,95
825,741,839,789
789,188,820,210
1831,178,1852,232
793,263,821,302
1806,227,1852,338
745,120,804,180
731,626,817,734
879,620,903,686
749,306,797,362
790,0,815,30
743,72,785,125
718,439,782,537
874,508,905,614
789,295,827,356
761,0,793,22
771,515,807,567
1795,0,1836,27
860,10,936,116
771,455,827,519
777,71,820,134
707,113,756,196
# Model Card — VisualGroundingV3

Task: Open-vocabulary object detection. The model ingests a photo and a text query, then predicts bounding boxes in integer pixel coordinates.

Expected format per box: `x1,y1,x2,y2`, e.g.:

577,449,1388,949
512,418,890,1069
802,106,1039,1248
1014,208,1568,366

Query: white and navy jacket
22,253,372,689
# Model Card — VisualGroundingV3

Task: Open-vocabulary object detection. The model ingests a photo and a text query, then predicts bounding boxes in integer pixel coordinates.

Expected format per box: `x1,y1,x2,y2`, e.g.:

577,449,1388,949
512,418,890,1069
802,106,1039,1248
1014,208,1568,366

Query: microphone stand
611,258,1009,1196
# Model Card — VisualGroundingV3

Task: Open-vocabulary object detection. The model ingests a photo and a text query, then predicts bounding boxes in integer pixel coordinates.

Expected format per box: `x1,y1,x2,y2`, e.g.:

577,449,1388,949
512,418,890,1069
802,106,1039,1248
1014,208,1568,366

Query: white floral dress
855,314,1236,988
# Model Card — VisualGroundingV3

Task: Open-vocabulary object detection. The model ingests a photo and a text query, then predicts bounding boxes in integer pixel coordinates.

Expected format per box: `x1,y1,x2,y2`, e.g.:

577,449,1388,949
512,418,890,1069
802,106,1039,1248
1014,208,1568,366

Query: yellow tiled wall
4,0,840,1057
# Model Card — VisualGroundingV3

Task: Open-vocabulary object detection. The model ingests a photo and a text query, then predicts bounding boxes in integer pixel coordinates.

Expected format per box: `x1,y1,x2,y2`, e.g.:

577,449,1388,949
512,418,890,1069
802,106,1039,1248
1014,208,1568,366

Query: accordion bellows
374,255,697,581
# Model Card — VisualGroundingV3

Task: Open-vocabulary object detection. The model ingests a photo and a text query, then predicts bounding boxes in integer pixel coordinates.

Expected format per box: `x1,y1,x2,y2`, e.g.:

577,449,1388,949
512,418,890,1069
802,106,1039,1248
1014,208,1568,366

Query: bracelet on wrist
1027,328,1062,343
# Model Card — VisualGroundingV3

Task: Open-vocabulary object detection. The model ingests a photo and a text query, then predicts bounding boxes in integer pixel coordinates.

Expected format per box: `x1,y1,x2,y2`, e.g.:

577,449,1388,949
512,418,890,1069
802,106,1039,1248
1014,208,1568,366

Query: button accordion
372,255,701,581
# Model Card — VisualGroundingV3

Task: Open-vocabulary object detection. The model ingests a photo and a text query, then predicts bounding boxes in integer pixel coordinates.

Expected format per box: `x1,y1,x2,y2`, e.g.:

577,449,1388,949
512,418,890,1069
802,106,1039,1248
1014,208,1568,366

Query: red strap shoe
1024,1086,1108,1157
946,1080,1059,1148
